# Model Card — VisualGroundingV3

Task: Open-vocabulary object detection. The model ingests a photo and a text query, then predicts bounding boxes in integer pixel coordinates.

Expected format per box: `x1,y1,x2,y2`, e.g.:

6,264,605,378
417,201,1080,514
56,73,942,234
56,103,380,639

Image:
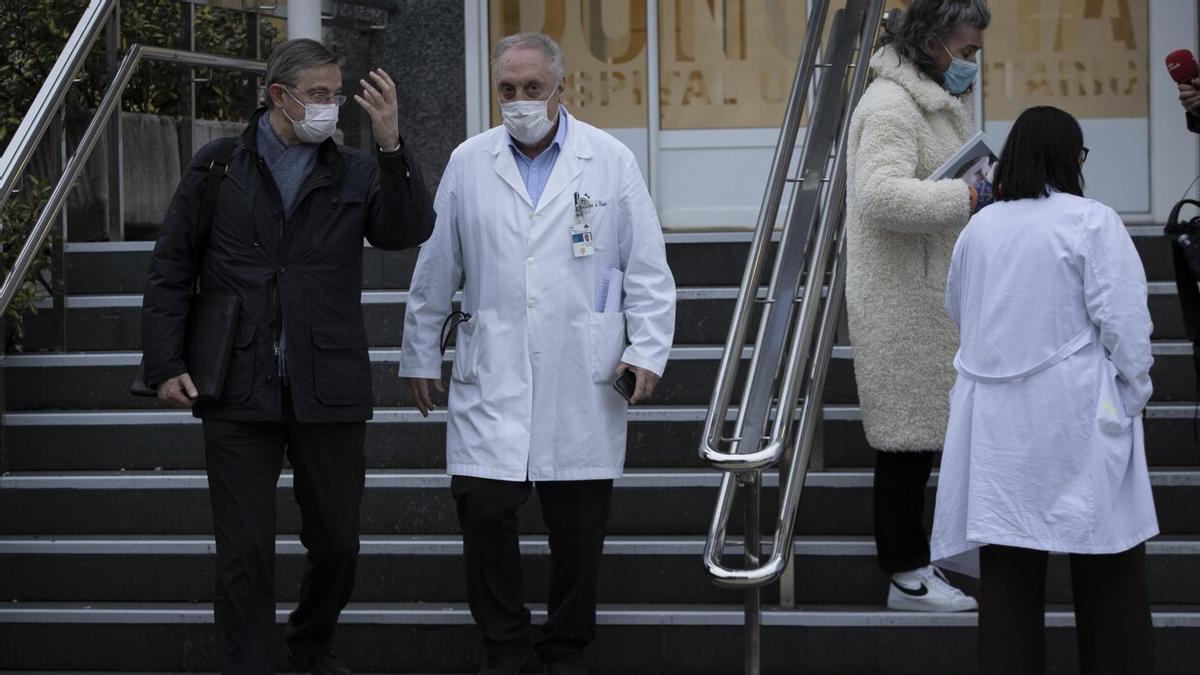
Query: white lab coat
931,192,1159,576
399,111,676,482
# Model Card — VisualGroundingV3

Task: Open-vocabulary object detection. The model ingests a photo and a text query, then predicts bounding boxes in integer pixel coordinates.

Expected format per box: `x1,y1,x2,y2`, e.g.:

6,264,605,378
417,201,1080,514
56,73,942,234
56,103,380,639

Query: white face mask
500,84,559,146
281,87,338,144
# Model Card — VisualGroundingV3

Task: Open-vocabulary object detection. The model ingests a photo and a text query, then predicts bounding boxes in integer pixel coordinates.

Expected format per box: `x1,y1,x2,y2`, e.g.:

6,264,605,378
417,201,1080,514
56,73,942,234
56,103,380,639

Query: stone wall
328,0,467,194
39,113,246,241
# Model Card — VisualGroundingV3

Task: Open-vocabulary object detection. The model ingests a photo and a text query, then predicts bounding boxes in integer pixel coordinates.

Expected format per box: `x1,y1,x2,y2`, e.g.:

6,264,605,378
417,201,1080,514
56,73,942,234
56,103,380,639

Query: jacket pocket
588,311,626,384
219,324,257,404
1096,359,1133,434
310,324,372,406
451,315,480,384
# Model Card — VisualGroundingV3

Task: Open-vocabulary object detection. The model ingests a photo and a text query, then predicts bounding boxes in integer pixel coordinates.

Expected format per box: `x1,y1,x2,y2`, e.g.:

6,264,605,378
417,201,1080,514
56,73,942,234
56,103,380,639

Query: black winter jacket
141,109,434,423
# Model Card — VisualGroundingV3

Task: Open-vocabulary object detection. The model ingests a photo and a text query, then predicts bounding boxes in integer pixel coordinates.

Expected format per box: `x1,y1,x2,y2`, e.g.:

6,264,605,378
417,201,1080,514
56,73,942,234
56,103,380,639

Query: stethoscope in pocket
440,311,473,356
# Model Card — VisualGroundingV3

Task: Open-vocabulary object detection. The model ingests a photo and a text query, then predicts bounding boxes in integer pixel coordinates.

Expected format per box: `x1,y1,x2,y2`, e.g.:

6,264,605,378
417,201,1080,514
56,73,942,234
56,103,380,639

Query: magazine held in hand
928,130,999,183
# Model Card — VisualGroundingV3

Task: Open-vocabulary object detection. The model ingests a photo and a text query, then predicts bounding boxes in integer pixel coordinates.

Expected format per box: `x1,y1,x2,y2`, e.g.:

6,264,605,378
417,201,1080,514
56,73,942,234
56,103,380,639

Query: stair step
7,342,1200,411
3,601,1198,626
1,469,1196,536
17,282,1194,352
20,288,759,350
1,535,1196,606
58,228,1178,295
4,405,1198,472
0,603,1195,674
66,234,769,293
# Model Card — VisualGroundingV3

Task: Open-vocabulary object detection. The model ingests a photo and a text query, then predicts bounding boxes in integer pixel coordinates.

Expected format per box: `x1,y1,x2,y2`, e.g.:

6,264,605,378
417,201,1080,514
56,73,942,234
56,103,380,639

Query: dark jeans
873,449,936,574
202,389,366,674
979,543,1155,675
451,476,614,668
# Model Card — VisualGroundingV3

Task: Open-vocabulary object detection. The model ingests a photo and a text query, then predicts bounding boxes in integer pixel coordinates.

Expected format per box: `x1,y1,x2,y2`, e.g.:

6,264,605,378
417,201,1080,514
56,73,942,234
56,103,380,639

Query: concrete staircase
0,229,1196,673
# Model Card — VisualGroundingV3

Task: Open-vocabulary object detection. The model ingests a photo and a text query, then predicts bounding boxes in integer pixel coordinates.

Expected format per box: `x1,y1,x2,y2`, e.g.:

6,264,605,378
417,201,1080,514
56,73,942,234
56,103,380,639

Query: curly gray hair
879,0,991,86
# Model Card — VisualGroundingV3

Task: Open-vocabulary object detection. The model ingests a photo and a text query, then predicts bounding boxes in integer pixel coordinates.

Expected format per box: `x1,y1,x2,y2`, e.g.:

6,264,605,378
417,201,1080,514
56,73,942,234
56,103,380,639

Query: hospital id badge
570,191,595,258
571,224,595,258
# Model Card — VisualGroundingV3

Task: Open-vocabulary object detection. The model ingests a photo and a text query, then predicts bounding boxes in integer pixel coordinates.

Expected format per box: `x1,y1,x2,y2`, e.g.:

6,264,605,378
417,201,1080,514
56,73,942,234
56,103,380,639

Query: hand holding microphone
1182,83,1200,115
1166,49,1200,114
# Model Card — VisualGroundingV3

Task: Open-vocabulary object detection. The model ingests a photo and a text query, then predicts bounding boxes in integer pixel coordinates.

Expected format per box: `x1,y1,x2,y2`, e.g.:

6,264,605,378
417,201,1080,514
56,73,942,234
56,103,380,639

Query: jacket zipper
252,142,335,383
253,154,285,379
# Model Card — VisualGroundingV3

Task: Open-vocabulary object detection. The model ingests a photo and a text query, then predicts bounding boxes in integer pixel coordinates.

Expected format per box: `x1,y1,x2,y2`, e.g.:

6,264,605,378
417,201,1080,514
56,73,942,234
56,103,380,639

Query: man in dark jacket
141,38,434,674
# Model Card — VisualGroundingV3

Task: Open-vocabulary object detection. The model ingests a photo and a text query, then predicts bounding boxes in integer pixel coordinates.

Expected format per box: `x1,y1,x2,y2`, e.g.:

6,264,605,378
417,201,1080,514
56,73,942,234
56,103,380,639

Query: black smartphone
612,370,637,402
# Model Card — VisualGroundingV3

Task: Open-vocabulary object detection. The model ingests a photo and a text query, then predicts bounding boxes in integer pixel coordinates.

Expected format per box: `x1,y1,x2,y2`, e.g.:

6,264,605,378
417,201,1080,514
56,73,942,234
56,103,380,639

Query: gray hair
491,32,564,85
879,0,990,85
260,38,339,107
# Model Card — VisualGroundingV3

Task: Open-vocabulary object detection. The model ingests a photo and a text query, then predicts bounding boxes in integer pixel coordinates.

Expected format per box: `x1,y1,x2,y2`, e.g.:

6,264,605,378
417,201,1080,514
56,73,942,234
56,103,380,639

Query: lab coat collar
487,109,592,212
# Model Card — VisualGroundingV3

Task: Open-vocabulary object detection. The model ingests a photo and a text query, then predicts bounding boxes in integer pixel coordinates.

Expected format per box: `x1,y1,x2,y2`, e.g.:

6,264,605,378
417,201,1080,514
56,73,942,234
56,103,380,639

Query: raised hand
355,67,400,151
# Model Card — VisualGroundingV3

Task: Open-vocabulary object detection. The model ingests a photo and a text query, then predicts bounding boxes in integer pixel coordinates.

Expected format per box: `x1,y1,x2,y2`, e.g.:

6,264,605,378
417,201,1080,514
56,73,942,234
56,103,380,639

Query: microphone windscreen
1166,49,1199,84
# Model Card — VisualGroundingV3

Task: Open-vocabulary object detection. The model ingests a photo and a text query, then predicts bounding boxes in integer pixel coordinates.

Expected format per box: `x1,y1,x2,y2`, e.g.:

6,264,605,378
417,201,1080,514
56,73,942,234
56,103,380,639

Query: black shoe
480,640,534,675
289,650,354,675
544,662,589,675
479,659,527,675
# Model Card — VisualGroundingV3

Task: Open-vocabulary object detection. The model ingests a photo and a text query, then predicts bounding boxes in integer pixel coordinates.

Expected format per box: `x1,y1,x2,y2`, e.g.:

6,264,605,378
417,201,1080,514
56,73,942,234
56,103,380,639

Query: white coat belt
954,327,1095,384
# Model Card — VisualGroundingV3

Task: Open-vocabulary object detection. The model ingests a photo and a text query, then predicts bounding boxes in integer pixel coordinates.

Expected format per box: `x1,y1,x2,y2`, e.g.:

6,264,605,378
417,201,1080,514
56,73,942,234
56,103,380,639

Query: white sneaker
886,565,978,612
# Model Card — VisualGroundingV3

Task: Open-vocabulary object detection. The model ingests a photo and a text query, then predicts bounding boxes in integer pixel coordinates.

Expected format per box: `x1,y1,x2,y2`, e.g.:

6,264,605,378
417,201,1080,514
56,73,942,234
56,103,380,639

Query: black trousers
979,543,1155,675
451,476,614,667
202,389,366,674
873,449,936,574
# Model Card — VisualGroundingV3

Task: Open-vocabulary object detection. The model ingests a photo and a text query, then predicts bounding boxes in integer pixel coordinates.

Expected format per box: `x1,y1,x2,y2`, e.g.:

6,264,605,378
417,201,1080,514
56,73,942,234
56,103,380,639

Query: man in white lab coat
399,32,676,675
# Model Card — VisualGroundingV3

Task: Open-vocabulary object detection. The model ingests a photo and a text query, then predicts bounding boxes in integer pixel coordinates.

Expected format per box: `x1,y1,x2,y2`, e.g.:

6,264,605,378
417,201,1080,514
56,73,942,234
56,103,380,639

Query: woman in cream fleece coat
843,0,990,611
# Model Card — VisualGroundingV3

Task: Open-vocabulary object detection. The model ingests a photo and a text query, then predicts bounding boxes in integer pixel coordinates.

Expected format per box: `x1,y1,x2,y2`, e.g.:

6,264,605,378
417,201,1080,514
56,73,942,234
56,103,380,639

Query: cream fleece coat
844,46,974,451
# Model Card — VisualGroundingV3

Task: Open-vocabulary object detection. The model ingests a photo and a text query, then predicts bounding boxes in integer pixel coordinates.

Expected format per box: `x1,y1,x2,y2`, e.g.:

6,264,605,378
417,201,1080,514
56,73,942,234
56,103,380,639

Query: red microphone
1166,49,1199,84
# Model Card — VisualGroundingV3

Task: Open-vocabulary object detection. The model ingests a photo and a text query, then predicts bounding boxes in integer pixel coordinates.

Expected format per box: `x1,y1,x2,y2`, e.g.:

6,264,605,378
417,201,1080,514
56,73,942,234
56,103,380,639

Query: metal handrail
702,0,883,579
0,24,265,315
0,0,118,214
698,0,831,469
140,45,268,73
0,44,143,315
699,2,885,673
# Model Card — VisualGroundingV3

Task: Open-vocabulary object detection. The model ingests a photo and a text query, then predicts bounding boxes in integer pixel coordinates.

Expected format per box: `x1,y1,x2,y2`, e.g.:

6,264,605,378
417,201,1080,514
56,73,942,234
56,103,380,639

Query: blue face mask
939,40,978,95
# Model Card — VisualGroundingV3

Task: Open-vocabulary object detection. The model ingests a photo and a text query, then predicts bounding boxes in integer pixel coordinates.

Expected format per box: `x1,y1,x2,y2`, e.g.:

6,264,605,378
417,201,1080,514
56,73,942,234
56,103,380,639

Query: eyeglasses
279,83,347,107
1080,146,1090,163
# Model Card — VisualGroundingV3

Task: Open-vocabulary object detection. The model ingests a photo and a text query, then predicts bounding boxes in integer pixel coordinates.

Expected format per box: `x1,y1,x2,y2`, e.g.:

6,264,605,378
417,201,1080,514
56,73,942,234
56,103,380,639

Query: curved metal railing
699,0,885,672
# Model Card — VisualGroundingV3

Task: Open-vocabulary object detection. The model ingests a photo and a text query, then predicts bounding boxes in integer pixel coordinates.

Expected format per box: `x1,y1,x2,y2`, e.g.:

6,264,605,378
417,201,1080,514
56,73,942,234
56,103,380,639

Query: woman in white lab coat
932,106,1157,675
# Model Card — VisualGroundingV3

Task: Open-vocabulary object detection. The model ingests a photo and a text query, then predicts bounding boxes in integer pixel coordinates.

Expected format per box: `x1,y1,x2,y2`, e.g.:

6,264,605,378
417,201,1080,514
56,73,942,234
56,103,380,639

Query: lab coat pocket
1096,360,1133,435
451,316,480,385
588,311,626,384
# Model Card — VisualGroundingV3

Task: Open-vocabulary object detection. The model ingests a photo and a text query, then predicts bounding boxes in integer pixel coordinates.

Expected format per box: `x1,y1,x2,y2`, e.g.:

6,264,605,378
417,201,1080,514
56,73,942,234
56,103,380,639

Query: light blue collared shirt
508,107,567,208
